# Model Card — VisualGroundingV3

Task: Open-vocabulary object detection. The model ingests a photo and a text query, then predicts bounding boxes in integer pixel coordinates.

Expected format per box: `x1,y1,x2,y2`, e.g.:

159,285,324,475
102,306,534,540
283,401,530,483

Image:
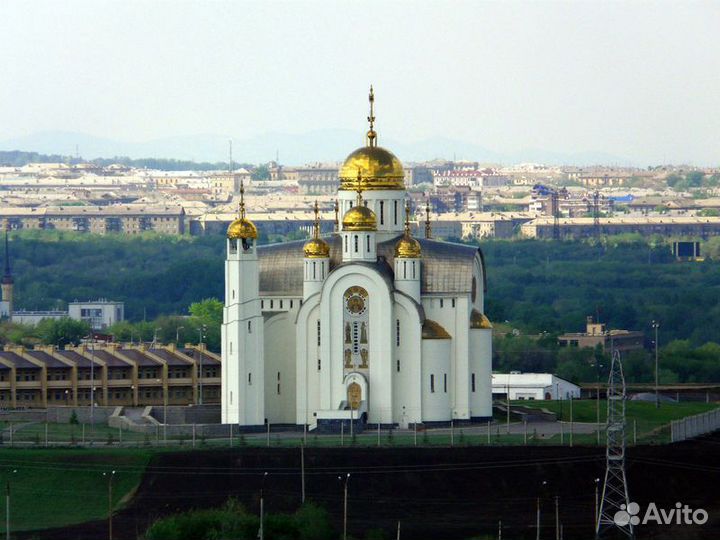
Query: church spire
366,85,377,148
239,180,246,219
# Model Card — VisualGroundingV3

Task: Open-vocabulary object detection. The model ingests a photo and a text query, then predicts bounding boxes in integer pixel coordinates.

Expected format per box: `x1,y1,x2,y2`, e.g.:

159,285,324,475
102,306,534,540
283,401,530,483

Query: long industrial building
521,216,720,239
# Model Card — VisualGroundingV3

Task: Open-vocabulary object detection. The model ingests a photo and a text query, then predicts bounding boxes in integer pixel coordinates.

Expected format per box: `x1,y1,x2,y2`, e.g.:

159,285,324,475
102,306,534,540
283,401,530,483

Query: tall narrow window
396,319,400,346
452,299,456,308
396,359,400,372
312,261,316,279
440,299,444,308
394,200,398,225
380,201,384,225
317,320,321,346
471,373,476,392
248,321,252,333
248,373,252,385
354,235,358,253
366,235,370,251
403,260,407,278
430,374,435,393
412,261,416,279
344,235,348,252
317,358,321,371
444,374,447,393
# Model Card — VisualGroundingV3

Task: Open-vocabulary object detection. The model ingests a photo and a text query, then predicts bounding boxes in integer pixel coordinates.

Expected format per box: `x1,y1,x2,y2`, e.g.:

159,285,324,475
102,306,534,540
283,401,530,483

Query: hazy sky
1,0,719,164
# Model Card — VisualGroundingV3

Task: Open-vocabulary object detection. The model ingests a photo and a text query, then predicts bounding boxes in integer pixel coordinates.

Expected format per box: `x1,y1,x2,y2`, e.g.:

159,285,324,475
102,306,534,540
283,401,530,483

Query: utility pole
506,379,511,434
594,478,600,529
300,445,305,503
652,321,660,409
259,472,268,540
596,350,634,539
104,470,115,540
5,469,16,540
340,473,350,540
536,496,541,540
555,496,560,540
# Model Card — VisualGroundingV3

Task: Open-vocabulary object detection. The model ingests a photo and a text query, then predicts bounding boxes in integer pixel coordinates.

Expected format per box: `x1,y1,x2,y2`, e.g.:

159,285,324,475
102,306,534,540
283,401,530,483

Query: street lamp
175,326,184,344
153,327,161,347
198,325,207,405
339,473,351,540
259,472,268,540
157,378,167,443
103,470,116,540
5,469,16,540
594,478,600,529
652,320,660,409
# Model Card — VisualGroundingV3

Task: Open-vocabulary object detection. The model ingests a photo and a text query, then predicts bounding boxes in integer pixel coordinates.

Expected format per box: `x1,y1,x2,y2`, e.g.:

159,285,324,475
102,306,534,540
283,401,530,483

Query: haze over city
2,0,719,165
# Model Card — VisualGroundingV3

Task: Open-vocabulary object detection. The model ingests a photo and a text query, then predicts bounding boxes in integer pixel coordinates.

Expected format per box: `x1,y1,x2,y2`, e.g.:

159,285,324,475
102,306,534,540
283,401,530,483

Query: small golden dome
395,201,421,258
395,236,421,258
342,204,377,232
227,218,257,240
304,237,330,258
470,309,493,329
339,146,405,191
422,319,451,340
227,181,257,239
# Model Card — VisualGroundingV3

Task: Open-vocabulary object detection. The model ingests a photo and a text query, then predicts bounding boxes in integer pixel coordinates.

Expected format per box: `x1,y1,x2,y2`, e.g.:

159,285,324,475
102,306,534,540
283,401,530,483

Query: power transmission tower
593,190,600,237
596,350,634,539
551,190,560,240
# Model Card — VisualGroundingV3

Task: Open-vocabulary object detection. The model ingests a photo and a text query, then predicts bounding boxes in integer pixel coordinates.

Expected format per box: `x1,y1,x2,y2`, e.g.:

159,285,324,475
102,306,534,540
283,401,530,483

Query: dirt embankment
22,435,720,540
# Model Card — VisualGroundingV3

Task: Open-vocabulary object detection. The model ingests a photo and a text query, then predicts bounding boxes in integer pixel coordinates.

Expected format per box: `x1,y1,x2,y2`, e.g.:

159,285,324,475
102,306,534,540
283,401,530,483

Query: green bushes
145,500,334,540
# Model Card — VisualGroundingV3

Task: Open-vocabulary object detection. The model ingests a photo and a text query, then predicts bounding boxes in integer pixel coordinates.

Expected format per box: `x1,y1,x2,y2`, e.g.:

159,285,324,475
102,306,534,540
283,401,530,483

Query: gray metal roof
258,235,483,296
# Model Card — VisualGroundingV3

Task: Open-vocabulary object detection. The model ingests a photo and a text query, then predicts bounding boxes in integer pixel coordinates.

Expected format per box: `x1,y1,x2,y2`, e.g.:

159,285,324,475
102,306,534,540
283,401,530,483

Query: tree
36,318,90,347
251,165,270,181
189,298,223,351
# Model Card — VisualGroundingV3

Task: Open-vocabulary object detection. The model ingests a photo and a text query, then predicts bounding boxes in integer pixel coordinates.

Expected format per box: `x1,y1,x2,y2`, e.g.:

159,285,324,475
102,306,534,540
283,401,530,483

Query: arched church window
229,239,238,253
403,260,407,278
312,261,316,279
430,374,435,393
471,373,476,393
248,321,252,333
242,238,251,251
344,235,348,252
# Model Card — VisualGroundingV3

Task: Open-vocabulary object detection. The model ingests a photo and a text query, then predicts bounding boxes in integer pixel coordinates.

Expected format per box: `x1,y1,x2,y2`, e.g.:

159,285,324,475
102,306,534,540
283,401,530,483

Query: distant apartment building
210,170,252,198
294,166,340,194
521,216,720,239
0,343,220,408
433,169,510,188
558,317,644,354
0,205,185,234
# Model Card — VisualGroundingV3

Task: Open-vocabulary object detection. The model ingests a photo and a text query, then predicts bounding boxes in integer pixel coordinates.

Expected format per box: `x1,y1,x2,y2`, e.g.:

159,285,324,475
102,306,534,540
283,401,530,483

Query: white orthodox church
221,89,493,431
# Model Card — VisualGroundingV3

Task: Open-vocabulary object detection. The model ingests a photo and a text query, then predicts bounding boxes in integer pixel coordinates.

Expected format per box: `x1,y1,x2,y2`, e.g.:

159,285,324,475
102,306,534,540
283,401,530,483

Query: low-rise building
491,373,581,401
557,316,645,353
521,216,720,239
68,300,124,330
0,343,220,408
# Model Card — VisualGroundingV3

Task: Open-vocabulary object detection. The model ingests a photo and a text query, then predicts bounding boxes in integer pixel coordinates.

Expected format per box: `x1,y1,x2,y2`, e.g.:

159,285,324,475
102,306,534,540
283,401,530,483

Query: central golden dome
339,86,405,191
342,204,377,231
339,146,405,191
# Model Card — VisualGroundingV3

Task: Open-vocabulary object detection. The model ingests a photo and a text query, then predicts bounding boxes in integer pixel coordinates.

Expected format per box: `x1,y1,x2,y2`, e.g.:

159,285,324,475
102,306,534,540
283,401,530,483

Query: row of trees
494,332,720,384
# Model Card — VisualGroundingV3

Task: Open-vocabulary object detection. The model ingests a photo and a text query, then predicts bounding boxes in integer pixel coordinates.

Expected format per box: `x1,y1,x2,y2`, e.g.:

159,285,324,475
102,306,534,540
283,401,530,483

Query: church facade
221,90,493,430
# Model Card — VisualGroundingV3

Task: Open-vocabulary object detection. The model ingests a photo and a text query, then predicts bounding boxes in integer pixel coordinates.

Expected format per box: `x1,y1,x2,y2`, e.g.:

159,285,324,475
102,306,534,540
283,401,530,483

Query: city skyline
1,1,719,165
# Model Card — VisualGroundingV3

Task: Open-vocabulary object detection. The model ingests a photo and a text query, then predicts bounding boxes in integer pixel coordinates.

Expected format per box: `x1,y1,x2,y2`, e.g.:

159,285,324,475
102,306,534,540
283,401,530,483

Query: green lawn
0,448,153,531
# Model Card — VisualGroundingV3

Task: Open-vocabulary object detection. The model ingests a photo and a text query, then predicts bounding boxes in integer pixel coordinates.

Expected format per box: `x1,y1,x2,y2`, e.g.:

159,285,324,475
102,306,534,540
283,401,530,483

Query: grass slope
0,448,152,531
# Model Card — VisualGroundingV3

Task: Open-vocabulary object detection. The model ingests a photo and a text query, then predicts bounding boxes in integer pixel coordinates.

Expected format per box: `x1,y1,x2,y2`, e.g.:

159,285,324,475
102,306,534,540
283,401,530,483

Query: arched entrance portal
347,382,362,410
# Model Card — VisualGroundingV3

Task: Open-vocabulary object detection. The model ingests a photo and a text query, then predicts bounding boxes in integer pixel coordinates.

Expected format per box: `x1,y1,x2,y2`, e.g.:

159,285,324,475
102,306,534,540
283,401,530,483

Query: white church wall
295,298,321,426
264,313,297,424
470,328,493,419
391,294,423,426
421,338,452,422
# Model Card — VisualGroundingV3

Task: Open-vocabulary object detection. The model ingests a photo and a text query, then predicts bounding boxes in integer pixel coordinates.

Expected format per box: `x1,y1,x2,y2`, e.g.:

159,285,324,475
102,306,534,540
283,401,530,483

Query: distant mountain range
0,130,631,167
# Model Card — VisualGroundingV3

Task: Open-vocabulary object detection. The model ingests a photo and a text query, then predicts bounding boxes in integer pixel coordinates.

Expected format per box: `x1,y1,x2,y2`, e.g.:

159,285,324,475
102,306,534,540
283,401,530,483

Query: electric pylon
596,349,634,538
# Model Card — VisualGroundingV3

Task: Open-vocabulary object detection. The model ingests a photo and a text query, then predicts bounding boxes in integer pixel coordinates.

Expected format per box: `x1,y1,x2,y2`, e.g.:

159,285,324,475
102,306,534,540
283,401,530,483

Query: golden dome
227,181,257,239
339,146,405,191
303,237,330,258
304,201,330,257
422,319,451,340
339,86,405,191
395,236,421,258
394,201,421,258
470,309,493,329
227,218,257,240
342,204,377,232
